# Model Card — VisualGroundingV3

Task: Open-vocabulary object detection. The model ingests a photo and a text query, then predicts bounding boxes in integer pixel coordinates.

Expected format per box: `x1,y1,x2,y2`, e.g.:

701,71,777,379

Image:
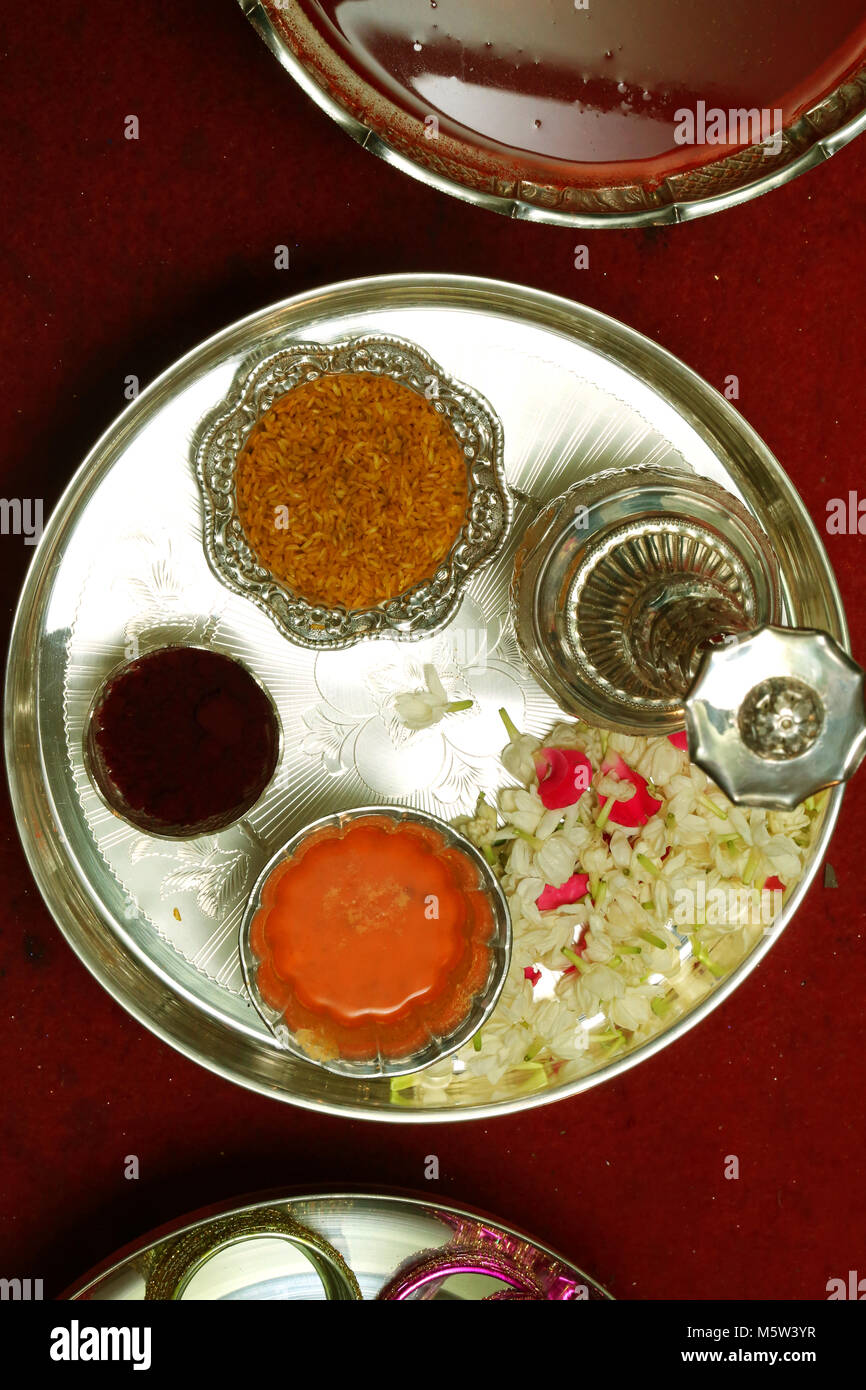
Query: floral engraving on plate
130,838,251,921
121,541,216,651
302,595,528,806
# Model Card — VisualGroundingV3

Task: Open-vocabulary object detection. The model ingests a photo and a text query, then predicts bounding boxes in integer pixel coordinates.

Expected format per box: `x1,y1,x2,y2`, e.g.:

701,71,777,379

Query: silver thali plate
5,273,845,1121
64,1190,612,1300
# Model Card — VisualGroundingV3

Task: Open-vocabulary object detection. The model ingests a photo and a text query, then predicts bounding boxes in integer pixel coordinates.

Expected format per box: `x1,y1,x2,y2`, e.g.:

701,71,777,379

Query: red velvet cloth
1,1,864,1300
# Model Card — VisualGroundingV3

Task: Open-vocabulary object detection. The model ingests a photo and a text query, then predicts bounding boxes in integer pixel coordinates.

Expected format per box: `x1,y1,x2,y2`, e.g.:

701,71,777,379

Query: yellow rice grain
235,372,469,610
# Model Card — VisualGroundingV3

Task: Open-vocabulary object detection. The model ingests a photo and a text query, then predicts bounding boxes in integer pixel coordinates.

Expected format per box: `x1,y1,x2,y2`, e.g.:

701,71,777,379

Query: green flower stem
639,928,667,949
512,826,544,851
561,945,588,972
390,1073,417,1096
596,798,614,831
692,936,725,977
498,707,521,743
636,853,660,878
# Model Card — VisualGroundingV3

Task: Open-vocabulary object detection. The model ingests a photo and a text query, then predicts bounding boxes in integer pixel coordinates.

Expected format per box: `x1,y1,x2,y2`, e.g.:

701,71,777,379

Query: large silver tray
65,1190,612,1300
5,273,845,1121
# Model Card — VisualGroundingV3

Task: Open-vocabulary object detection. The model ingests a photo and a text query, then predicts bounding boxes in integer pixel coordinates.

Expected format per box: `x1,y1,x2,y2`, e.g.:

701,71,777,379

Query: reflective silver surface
143,1206,362,1300
4,273,846,1120
65,1192,612,1301
196,334,510,650
511,465,782,735
239,804,512,1077
687,626,866,809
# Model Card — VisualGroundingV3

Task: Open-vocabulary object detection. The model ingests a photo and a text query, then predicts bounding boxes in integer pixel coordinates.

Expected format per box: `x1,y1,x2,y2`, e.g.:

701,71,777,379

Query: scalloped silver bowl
239,805,512,1079
195,334,511,651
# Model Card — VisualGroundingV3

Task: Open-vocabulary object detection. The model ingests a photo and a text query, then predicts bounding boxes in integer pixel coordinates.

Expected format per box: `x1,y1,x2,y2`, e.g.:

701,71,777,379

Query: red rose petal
668,730,689,751
597,751,662,827
534,747,594,810
537,872,590,912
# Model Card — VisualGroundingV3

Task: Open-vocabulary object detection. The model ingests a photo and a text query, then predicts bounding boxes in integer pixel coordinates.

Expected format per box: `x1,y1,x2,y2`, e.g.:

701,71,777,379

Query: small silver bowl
239,805,512,1078
83,642,282,840
195,334,511,651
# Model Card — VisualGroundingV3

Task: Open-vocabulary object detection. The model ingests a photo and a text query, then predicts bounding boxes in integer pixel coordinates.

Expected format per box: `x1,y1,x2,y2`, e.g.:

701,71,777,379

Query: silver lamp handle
684,626,866,810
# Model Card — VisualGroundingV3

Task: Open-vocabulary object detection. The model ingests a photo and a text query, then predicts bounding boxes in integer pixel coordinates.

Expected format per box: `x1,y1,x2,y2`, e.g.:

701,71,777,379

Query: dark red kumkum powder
87,647,279,837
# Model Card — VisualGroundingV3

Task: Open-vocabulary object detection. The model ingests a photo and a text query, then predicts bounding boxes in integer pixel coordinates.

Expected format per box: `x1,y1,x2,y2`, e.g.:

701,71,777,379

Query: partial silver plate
64,1191,612,1301
239,1,866,227
5,273,845,1121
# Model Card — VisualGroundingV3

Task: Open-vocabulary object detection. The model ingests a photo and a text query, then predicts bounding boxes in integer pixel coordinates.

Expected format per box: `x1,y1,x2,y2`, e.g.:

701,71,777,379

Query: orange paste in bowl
250,815,495,1063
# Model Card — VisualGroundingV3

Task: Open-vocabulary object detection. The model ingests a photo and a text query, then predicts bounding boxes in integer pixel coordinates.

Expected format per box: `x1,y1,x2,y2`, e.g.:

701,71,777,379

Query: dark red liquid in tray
87,647,279,837
297,0,866,174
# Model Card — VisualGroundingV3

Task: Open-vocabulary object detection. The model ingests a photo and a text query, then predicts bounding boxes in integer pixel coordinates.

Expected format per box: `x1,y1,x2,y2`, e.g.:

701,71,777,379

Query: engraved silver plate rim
63,1190,613,1300
238,0,866,228
238,804,512,1077
4,273,846,1122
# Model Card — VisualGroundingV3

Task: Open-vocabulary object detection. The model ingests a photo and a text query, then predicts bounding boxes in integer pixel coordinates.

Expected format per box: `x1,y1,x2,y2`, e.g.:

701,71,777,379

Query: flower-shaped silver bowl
195,335,511,651
239,805,512,1079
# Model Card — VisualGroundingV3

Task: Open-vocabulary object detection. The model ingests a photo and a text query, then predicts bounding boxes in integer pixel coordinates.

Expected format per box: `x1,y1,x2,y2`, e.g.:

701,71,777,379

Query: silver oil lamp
511,465,865,811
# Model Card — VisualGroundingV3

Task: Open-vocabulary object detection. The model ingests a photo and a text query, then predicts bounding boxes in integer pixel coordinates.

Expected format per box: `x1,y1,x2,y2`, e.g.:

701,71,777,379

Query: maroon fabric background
1,1,864,1301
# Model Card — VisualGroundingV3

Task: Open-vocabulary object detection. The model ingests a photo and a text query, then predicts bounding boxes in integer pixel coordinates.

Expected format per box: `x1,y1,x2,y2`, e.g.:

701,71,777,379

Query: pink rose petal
537,872,590,912
598,751,662,828
533,747,594,810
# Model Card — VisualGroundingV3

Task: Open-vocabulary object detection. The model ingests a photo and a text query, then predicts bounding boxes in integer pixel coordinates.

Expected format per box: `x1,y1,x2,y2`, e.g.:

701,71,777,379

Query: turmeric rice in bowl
196,334,511,650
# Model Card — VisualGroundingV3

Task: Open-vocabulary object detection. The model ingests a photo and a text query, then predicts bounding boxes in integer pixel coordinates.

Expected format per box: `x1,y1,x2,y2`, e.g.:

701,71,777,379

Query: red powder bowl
241,807,512,1076
85,646,280,838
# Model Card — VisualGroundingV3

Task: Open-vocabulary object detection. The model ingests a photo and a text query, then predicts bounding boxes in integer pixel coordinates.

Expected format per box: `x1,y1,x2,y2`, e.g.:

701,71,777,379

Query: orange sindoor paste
251,816,495,1063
